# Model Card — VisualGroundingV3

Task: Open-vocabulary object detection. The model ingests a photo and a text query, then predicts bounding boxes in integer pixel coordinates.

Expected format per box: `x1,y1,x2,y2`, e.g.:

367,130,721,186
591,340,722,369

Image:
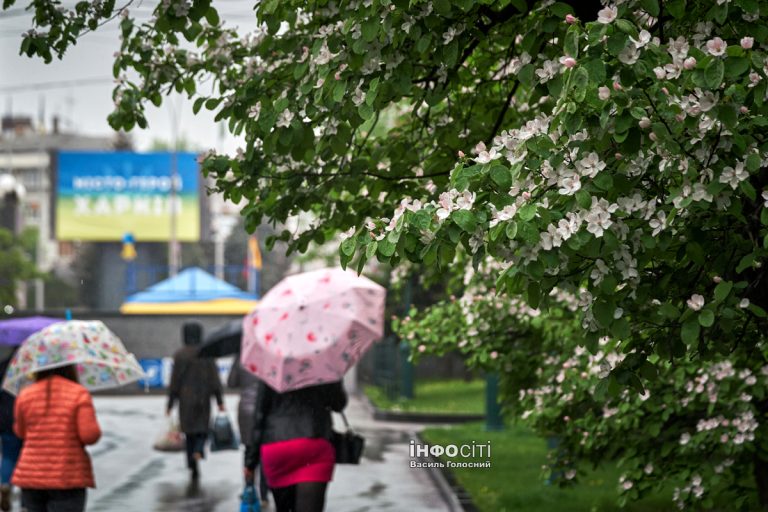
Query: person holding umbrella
167,322,225,481
0,320,144,512
240,268,386,512
245,380,347,512
0,316,63,511
11,364,101,512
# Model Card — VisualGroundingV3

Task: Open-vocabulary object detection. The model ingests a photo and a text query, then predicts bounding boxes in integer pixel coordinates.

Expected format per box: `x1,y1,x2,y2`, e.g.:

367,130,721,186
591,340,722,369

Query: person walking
227,358,269,506
245,380,347,512
12,365,101,512
0,349,21,511
167,322,225,480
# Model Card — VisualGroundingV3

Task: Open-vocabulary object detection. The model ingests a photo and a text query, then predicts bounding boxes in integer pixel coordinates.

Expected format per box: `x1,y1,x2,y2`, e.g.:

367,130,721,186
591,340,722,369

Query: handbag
210,413,240,451
153,417,185,452
331,412,364,464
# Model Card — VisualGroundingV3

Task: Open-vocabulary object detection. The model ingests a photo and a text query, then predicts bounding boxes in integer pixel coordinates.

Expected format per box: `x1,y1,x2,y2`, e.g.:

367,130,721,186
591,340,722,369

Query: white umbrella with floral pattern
2,320,145,395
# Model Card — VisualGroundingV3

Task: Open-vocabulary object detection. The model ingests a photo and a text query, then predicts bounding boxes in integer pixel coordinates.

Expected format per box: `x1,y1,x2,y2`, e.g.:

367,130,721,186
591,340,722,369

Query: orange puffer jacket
12,376,102,489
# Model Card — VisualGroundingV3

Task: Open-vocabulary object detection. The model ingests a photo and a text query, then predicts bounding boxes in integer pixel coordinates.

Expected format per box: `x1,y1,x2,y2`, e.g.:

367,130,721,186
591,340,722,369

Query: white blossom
719,162,748,189
597,5,618,24
687,294,705,311
706,37,727,57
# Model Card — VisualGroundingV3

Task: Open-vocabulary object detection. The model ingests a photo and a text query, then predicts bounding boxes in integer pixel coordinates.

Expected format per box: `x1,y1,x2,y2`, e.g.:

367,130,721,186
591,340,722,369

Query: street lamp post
0,173,27,309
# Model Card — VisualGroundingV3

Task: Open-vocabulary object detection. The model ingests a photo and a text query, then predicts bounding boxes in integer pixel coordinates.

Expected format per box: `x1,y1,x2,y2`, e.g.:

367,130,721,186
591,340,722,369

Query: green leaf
736,253,755,273
718,105,737,129
724,56,750,78
358,103,374,120
451,210,477,232
582,58,606,85
365,241,377,260
572,67,589,102
704,59,724,89
714,280,733,302
341,237,356,256
698,309,715,327
361,18,378,42
490,166,512,189
505,221,518,239
593,300,614,327
748,303,767,317
527,281,541,308
564,27,579,58
747,153,762,172
681,319,700,345
518,204,537,221
378,238,396,257
640,0,660,16
659,303,679,319
575,190,592,209
611,318,631,340
205,7,220,25
333,80,346,102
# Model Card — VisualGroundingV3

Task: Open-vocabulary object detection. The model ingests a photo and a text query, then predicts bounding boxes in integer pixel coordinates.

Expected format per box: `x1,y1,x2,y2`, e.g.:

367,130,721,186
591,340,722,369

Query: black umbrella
197,320,243,358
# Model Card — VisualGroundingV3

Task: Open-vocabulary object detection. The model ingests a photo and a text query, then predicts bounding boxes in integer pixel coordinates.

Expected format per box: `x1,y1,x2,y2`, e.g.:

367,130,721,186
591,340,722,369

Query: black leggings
271,482,328,512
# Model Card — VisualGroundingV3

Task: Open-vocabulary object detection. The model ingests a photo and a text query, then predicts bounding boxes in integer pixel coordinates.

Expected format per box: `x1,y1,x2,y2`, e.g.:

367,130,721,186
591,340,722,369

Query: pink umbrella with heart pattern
240,267,386,392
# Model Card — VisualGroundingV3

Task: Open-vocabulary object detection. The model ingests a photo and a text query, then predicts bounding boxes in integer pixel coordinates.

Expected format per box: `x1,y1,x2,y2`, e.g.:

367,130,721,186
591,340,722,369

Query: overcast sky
0,2,255,155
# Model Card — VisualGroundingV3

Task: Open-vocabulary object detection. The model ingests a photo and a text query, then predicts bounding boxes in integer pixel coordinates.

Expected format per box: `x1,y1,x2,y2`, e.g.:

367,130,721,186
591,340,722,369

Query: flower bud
613,81,622,91
561,57,577,68
683,57,697,70
661,87,669,95
565,14,577,24
639,117,651,129
740,106,749,114
649,132,658,141
741,37,754,50
598,86,610,100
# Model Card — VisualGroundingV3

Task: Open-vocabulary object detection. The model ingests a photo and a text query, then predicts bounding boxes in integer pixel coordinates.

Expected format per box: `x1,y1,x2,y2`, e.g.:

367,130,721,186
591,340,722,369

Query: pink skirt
260,438,336,488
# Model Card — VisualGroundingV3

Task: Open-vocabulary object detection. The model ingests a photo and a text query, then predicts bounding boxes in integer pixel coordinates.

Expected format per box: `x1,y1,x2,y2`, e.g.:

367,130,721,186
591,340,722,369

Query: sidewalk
84,393,453,511
210,394,452,511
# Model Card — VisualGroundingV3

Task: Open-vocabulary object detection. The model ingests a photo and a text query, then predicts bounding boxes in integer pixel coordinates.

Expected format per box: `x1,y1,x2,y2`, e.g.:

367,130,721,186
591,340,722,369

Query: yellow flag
248,236,262,270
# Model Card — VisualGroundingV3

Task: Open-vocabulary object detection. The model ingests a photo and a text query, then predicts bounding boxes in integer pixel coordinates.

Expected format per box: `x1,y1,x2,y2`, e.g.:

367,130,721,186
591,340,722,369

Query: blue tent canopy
123,267,256,303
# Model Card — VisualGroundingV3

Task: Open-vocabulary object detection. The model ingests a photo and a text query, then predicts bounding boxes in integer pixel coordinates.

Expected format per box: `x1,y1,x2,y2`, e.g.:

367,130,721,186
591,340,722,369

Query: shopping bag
153,417,185,452
331,412,364,464
239,484,261,512
210,413,239,451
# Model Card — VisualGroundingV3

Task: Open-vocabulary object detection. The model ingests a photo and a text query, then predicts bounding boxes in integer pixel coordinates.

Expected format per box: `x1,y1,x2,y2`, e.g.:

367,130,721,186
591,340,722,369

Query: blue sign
137,358,165,388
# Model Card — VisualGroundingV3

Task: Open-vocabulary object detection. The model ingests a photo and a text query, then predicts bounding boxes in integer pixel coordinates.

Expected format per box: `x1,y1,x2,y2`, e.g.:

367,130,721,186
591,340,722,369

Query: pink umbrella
240,267,386,392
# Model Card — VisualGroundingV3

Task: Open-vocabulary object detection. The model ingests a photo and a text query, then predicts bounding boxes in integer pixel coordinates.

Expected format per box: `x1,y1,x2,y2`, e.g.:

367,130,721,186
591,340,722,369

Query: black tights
271,482,328,512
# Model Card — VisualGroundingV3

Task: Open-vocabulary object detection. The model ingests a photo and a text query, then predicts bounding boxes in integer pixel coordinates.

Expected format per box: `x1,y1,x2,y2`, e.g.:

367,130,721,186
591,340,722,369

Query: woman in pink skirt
245,380,347,512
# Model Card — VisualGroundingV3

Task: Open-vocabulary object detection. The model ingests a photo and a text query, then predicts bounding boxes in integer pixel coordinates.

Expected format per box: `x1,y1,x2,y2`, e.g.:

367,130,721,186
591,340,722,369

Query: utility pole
168,98,181,276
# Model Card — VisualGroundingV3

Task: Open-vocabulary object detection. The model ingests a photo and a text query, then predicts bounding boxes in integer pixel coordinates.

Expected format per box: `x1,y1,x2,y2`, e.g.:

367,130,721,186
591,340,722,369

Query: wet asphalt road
22,394,451,512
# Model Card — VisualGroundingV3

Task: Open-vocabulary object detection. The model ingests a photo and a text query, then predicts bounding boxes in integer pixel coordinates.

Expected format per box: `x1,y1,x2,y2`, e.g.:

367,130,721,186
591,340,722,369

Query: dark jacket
167,346,224,434
0,355,16,434
227,358,261,446
245,381,347,469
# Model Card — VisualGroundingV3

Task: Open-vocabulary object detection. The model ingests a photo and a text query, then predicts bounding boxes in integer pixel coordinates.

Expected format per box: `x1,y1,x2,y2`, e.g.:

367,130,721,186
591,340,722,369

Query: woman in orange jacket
12,365,101,512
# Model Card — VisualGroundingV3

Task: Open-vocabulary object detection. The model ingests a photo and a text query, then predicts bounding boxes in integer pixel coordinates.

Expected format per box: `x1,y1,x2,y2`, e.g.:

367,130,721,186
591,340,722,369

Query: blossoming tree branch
7,0,768,508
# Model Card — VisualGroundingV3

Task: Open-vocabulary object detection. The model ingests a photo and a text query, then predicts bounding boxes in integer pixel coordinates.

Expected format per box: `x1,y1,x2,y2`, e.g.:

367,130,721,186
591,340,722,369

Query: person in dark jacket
227,358,269,505
0,348,20,511
166,322,224,480
245,380,347,512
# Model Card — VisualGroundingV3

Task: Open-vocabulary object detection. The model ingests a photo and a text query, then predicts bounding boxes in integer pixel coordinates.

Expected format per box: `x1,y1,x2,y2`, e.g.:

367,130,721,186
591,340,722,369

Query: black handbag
210,413,239,451
331,412,364,464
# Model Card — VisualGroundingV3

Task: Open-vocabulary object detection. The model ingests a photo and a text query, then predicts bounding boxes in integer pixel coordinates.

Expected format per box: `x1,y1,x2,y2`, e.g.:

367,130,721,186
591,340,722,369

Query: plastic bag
210,413,239,451
240,484,261,512
153,417,185,452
